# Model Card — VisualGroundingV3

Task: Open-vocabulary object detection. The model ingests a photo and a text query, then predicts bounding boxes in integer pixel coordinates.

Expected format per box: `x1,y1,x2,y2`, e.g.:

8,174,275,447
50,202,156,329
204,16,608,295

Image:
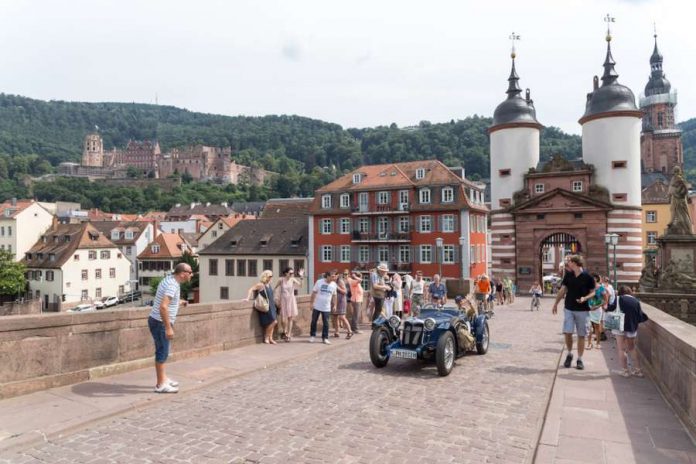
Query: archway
538,232,582,292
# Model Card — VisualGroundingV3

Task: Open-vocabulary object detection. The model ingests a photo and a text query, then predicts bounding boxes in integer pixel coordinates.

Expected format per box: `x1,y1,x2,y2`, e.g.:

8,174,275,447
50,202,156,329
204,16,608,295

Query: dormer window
125,231,134,240
151,244,160,254
352,173,362,184
49,253,55,261
37,253,44,260
111,230,120,240
42,236,47,243
441,187,454,203
416,168,425,180
64,235,71,242
321,194,332,209
340,193,350,208
25,253,31,261
291,238,300,248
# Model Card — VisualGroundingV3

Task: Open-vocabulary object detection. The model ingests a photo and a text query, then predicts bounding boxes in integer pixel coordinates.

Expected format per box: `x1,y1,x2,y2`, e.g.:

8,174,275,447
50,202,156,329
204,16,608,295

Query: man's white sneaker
166,378,179,387
154,383,179,393
309,336,315,343
323,338,331,345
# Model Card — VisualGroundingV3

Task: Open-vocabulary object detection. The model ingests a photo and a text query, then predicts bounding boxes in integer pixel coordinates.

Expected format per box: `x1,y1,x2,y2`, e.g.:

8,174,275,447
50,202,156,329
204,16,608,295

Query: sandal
333,333,340,338
269,339,277,345
618,368,630,378
346,332,353,340
631,368,644,378
586,344,593,350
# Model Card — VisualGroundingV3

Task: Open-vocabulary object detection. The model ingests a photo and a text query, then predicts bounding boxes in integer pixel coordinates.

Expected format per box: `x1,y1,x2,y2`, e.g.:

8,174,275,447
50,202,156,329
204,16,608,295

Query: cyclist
474,274,492,315
529,281,543,311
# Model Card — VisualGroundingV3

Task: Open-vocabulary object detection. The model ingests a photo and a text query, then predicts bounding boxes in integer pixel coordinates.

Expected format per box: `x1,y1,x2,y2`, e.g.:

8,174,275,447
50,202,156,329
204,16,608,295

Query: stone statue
659,258,696,290
639,259,657,289
666,166,694,236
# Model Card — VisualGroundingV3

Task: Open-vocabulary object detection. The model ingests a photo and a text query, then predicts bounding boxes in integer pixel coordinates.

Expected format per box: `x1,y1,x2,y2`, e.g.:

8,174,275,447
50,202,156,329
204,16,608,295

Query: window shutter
437,215,442,232
415,246,421,264
454,246,460,263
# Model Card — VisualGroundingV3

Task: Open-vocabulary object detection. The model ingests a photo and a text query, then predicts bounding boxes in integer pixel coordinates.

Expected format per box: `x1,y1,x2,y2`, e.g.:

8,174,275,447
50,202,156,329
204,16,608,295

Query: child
580,273,608,349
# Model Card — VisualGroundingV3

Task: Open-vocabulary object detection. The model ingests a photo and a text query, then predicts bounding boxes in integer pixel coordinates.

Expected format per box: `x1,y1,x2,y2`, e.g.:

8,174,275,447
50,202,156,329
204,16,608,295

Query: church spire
506,54,522,97
601,15,619,86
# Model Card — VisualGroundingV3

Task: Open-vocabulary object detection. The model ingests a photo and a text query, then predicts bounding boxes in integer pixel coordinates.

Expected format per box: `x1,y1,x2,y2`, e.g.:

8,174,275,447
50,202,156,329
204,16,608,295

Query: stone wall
0,296,317,399
637,302,696,439
636,292,696,325
0,299,41,317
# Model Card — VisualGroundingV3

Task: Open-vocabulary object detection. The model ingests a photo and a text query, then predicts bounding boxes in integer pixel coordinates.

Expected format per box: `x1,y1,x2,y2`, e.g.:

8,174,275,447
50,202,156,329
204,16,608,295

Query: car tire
476,321,490,355
369,328,391,368
436,331,455,376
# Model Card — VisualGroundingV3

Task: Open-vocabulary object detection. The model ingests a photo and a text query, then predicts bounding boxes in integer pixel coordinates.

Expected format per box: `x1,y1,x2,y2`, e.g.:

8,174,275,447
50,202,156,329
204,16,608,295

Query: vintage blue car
369,303,490,376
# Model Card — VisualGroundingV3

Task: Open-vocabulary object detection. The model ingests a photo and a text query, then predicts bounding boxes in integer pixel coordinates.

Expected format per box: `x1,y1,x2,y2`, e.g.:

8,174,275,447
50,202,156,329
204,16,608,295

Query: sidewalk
535,333,696,463
0,333,356,454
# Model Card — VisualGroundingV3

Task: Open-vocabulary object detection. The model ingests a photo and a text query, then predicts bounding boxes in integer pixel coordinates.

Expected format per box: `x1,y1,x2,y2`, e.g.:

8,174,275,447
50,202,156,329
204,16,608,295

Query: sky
0,0,694,135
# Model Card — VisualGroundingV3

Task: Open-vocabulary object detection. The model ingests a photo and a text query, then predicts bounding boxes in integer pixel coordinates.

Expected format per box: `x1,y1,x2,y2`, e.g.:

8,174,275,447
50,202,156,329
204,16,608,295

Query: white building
198,217,308,302
22,222,131,311
138,233,193,293
0,199,54,262
197,216,253,252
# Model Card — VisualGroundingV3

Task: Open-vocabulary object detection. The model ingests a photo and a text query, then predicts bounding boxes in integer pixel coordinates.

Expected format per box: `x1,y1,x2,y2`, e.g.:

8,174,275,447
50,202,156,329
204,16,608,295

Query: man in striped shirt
148,263,193,393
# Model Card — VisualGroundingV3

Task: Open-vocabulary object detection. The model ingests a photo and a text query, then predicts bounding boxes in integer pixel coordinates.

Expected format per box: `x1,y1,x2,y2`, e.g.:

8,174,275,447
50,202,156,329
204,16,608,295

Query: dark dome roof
645,75,671,96
491,58,541,128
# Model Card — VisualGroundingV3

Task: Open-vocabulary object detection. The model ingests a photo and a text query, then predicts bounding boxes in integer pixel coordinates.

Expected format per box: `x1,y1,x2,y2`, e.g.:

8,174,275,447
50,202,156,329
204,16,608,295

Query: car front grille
402,321,423,348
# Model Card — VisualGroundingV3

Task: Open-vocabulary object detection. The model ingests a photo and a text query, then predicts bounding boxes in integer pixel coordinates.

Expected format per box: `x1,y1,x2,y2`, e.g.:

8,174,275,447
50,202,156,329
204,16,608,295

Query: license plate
391,348,417,359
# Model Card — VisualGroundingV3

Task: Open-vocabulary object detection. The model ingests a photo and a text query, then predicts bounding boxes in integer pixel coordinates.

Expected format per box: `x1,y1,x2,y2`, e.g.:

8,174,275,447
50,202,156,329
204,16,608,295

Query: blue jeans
310,309,330,340
148,316,170,363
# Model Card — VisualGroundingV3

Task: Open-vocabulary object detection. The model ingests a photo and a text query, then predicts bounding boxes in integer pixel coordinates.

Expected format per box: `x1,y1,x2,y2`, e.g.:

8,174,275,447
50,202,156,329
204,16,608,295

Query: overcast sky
0,0,693,135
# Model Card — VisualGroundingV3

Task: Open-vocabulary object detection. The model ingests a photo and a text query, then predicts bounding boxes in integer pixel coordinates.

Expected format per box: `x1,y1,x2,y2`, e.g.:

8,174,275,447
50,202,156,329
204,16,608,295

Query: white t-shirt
312,279,337,312
411,279,425,295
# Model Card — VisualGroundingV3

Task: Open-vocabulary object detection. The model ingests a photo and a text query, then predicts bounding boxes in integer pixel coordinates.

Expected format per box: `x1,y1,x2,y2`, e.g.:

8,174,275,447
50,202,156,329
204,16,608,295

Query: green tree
0,249,26,296
176,251,199,300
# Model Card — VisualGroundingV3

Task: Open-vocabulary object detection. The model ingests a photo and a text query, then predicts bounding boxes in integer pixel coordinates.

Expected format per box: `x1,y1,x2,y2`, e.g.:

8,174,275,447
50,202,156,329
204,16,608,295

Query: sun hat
377,263,389,272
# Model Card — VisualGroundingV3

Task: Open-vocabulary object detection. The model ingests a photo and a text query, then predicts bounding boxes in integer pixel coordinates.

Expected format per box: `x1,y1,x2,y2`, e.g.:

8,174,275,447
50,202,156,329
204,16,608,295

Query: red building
308,160,488,283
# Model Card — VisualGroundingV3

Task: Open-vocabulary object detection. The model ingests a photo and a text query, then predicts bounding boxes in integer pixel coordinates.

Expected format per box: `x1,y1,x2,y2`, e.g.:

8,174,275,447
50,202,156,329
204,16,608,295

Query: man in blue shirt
427,274,447,306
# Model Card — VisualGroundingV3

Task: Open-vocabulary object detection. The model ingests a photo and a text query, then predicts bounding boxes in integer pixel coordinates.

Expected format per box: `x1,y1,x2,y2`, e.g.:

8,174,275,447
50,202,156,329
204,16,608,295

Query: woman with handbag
612,286,648,378
246,270,278,345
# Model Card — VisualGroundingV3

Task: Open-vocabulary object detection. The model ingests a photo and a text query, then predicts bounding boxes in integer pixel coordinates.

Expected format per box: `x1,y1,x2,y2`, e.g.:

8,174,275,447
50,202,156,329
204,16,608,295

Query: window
293,260,304,273
535,183,545,194
335,193,348,209
377,191,390,205
419,215,432,233
95,269,102,279
237,260,247,276
220,287,229,300
263,259,273,273
225,259,235,276
209,259,218,276
96,288,102,298
646,211,657,223
657,112,664,128
398,190,409,209
109,268,115,278
248,260,258,277
647,231,657,245
74,254,79,261
111,230,120,240
46,271,54,281
377,217,389,235
125,246,132,255
279,259,289,273
89,251,97,260
416,168,425,180
398,216,410,233
399,245,410,263
321,219,332,234
612,193,627,202
101,250,111,259
358,218,369,233
81,290,89,301
572,181,583,192
536,214,545,220
340,245,351,263
352,173,362,184
441,187,454,203
125,230,134,240
320,245,333,262
49,253,55,261
499,169,511,177
7,226,11,236
499,198,511,207
212,231,218,238
151,245,160,254
378,245,389,263
321,194,332,209
420,245,432,263
339,218,351,234
118,285,124,295
419,188,431,204
612,160,627,169
441,215,455,233
443,245,455,264
358,245,369,263
81,269,88,280
574,213,583,219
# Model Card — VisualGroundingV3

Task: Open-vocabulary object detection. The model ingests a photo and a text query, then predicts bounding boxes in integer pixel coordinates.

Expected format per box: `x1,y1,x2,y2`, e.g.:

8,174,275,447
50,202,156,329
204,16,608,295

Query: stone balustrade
637,302,696,439
636,292,696,325
0,296,316,399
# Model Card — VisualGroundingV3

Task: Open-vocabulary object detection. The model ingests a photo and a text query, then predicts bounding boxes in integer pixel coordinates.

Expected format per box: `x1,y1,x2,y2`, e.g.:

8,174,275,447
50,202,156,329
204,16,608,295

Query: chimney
11,197,16,207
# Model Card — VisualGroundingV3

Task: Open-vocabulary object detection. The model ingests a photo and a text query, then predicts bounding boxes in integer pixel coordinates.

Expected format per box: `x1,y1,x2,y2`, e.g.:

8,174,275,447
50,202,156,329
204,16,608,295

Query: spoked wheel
476,321,490,355
369,328,391,368
436,331,456,376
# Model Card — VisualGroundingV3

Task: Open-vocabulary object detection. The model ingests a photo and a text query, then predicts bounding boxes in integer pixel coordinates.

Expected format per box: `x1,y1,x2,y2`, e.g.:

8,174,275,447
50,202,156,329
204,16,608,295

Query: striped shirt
149,275,181,323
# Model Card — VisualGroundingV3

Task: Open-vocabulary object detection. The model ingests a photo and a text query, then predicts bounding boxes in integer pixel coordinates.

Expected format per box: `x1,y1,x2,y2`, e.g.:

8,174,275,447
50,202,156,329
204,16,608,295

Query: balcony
351,231,411,242
351,203,410,215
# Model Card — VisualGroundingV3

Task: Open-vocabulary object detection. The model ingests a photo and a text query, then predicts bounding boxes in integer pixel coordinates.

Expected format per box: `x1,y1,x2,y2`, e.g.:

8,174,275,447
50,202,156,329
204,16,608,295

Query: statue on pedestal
639,258,657,289
666,166,694,236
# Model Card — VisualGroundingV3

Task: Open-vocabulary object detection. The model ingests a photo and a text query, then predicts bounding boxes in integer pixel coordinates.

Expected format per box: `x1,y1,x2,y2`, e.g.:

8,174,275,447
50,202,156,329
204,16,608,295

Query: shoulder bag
603,295,625,332
254,289,270,313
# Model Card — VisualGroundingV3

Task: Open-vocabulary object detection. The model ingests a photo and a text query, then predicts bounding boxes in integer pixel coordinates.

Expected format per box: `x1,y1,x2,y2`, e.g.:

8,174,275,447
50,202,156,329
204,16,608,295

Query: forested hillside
0,93,693,212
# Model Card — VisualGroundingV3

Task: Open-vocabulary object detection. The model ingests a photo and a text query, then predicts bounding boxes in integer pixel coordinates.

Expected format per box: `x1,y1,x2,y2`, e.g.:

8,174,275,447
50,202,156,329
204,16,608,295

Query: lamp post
604,233,619,288
435,237,444,278
459,236,467,279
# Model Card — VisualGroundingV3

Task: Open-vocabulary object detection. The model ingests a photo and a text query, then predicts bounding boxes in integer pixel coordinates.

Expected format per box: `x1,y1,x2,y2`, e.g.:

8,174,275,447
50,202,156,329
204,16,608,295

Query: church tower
640,32,683,174
488,45,542,279
82,133,104,167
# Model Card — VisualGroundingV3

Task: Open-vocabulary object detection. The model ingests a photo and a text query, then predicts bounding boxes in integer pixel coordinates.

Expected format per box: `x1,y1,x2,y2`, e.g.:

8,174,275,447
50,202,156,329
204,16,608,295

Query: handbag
603,296,625,332
254,290,269,313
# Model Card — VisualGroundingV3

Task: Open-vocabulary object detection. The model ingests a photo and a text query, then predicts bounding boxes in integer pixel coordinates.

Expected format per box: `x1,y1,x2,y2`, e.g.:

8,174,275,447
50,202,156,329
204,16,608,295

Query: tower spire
601,14,619,86
506,32,522,97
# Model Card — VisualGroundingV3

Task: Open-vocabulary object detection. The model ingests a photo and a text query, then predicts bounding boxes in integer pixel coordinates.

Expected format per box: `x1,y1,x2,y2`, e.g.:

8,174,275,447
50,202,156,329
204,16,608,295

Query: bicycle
475,293,494,319
530,293,541,311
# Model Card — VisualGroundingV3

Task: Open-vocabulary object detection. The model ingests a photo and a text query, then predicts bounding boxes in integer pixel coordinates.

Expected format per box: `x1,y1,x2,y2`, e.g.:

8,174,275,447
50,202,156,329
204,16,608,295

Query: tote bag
254,290,269,313
603,296,625,332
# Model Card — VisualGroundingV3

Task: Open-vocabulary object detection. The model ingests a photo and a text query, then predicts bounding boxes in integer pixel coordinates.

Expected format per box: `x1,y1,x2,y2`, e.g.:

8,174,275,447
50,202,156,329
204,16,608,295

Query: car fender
473,314,488,342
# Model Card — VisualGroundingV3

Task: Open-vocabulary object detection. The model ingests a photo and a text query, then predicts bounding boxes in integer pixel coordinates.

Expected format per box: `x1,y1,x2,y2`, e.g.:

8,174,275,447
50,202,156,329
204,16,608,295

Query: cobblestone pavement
0,297,563,464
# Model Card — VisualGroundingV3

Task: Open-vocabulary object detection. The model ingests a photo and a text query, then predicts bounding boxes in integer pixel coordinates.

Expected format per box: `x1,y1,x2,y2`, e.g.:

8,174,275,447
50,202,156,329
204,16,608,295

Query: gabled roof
199,217,307,256
642,180,670,204
165,203,234,219
0,199,42,219
512,188,612,214
138,233,190,259
90,220,151,245
22,222,119,269
261,198,314,218
231,201,266,215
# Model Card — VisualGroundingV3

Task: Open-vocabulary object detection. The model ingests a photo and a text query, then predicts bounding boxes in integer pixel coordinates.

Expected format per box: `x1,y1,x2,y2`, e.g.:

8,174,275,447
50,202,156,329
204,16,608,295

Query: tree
176,251,199,300
0,250,26,296
148,276,163,295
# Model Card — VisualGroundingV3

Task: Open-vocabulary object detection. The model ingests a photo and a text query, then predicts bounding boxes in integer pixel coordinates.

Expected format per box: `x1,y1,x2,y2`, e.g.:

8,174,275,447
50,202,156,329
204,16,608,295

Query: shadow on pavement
490,365,557,375
534,347,563,354
338,360,443,379
71,382,154,397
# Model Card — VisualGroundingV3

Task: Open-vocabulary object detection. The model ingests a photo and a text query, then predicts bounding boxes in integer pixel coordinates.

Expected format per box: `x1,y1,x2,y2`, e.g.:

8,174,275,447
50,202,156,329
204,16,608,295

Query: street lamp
604,233,620,289
459,236,467,279
435,237,444,278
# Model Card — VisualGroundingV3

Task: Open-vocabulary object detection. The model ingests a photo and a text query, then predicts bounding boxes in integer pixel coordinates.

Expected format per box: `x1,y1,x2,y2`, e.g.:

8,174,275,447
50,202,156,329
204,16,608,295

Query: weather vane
604,14,615,40
653,21,657,38
509,32,521,58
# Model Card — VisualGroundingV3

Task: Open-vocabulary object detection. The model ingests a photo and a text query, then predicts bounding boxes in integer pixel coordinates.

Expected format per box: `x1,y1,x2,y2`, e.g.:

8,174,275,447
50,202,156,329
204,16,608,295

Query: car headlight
388,315,401,329
424,318,436,331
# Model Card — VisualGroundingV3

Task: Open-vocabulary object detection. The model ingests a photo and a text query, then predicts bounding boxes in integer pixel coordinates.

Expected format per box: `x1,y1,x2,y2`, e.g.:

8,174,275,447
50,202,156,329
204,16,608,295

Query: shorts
589,308,603,325
612,330,638,338
148,316,170,363
563,309,589,337
475,293,487,302
411,294,424,307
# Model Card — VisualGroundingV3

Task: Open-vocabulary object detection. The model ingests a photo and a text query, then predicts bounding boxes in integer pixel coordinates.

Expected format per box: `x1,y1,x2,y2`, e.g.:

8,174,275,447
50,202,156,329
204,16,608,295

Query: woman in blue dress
246,270,278,344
